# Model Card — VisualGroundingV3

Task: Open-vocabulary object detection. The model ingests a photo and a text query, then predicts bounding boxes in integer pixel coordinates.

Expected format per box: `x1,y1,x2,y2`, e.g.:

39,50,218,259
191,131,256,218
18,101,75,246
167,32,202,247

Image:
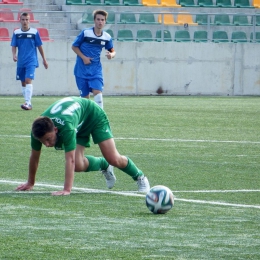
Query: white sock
25,84,33,106
94,93,103,109
21,86,26,101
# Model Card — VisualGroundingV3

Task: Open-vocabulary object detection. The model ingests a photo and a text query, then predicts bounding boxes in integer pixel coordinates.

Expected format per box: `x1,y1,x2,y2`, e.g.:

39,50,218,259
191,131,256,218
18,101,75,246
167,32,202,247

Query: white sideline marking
1,180,259,209
177,198,260,209
173,189,260,193
116,137,260,144
0,134,260,144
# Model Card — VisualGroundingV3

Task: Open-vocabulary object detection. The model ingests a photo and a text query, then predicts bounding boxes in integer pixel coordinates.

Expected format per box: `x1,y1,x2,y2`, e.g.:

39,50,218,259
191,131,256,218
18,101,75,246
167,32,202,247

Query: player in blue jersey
16,97,150,196
11,12,48,110
72,10,116,109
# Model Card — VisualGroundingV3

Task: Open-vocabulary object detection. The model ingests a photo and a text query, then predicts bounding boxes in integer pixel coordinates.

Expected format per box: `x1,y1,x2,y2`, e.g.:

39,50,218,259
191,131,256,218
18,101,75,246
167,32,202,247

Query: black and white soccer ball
146,185,174,214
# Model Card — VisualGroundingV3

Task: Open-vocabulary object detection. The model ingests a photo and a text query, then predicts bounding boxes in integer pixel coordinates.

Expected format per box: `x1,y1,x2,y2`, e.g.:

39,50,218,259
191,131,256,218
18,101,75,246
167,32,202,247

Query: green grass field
0,96,259,260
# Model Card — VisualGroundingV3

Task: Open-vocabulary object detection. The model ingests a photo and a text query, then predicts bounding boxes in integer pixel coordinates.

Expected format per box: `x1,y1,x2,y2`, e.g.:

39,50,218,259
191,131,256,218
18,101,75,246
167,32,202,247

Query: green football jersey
31,97,105,152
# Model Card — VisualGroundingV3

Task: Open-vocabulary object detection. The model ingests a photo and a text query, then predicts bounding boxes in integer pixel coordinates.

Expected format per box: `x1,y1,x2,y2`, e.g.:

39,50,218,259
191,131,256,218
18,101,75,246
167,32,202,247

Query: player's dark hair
20,12,30,19
93,10,108,21
32,116,54,139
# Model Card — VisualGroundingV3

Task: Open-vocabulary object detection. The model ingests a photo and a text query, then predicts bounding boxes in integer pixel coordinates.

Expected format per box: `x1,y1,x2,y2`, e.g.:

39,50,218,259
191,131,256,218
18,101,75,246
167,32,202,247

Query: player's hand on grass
51,190,71,196
16,182,34,191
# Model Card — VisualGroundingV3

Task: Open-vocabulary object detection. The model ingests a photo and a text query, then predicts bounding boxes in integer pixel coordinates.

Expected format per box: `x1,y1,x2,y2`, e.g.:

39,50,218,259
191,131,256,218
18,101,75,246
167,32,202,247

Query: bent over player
16,97,150,196
72,10,116,109
11,12,48,110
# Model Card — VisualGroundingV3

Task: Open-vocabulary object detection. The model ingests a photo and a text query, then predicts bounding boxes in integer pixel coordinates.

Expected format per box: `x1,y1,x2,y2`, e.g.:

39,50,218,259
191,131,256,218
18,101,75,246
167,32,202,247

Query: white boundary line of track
0,134,260,144
1,180,259,209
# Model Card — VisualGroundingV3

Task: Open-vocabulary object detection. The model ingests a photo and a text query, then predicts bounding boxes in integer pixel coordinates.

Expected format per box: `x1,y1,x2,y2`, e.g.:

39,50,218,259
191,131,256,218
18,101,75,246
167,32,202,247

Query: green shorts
76,112,113,147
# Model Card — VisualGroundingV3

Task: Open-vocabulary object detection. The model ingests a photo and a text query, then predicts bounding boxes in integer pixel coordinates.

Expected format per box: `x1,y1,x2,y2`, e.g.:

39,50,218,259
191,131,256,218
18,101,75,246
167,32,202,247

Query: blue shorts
16,66,36,82
75,76,103,97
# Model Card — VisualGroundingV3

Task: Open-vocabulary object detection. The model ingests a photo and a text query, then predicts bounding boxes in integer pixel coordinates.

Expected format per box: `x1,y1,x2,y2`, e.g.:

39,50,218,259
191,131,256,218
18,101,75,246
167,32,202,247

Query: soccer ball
145,185,174,214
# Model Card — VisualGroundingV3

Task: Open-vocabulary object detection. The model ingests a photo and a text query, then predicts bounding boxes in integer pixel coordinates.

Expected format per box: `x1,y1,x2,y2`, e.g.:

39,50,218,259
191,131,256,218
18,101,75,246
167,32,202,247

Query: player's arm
71,45,93,64
12,46,17,62
37,45,48,69
51,150,75,196
105,48,116,60
16,149,41,191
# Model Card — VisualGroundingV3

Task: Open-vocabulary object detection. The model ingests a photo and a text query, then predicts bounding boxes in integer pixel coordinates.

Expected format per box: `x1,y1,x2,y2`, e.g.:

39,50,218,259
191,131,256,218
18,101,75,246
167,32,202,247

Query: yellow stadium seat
142,0,160,6
158,14,177,25
161,0,181,7
253,0,260,7
176,13,198,25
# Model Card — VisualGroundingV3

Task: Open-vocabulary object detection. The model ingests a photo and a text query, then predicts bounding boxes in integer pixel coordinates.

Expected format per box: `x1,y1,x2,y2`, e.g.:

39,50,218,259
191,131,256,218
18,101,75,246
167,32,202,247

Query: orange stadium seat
37,27,54,42
0,8,17,22
1,0,23,4
0,27,11,41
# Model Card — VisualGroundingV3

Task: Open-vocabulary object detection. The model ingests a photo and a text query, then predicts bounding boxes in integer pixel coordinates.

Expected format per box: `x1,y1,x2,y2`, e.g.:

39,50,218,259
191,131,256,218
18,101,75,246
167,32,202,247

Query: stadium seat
252,0,260,7
193,30,208,42
155,30,172,41
141,0,160,6
179,0,197,6
213,14,232,25
176,14,198,25
158,14,176,25
250,32,260,42
137,29,153,41
0,27,11,41
85,0,103,4
82,12,93,23
174,30,191,42
212,30,229,42
66,0,86,4
216,0,232,7
2,0,23,4
17,9,39,23
160,0,181,7
0,8,17,22
232,14,251,25
234,0,253,7
37,28,54,42
198,0,215,7
104,0,121,5
195,14,209,25
251,15,260,25
117,29,134,41
123,0,142,5
105,29,114,38
139,13,159,24
106,12,115,24
118,13,137,23
231,31,247,42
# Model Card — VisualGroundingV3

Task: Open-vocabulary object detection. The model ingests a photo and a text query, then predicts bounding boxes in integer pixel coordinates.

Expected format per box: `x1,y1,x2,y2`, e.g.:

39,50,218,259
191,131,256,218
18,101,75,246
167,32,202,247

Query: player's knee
74,162,85,172
106,156,126,168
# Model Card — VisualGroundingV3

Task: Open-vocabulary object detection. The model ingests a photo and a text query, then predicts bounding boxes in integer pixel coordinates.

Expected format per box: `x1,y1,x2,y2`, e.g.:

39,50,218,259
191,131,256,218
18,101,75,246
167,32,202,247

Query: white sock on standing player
25,84,33,106
94,93,103,109
21,86,26,101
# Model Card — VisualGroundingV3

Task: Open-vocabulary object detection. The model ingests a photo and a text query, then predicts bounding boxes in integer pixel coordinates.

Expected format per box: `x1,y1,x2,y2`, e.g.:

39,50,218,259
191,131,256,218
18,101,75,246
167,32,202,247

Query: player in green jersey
16,96,150,196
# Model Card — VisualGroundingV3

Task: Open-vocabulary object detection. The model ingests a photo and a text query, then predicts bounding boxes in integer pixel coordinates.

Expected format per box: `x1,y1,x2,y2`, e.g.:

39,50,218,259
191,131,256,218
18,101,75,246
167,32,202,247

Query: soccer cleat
101,165,116,189
137,175,150,193
21,103,32,110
